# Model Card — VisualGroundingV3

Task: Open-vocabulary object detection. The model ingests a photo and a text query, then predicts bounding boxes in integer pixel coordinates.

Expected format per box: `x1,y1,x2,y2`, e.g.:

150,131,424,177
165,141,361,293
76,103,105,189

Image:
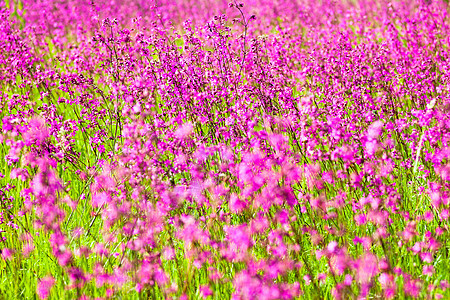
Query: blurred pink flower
37,276,55,299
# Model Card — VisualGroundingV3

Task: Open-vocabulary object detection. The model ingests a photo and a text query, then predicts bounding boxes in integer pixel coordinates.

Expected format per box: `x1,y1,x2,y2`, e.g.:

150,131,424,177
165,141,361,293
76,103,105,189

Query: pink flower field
1,0,450,299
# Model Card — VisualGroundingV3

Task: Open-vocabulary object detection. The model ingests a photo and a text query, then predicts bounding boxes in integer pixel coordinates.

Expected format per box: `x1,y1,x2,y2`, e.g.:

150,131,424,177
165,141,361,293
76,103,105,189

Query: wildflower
199,284,213,298
175,122,194,139
37,276,55,299
0,248,13,260
356,253,378,284
367,120,384,140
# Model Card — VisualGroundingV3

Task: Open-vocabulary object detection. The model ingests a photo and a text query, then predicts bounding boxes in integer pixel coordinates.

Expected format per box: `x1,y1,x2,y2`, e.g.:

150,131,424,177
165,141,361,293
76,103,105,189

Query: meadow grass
2,0,450,299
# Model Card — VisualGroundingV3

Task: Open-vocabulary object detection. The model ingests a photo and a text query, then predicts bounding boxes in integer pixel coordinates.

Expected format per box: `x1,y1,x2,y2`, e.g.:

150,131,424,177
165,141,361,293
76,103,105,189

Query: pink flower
420,252,433,263
354,214,367,226
327,241,338,253
23,118,49,147
199,284,213,298
423,265,434,276
162,247,175,260
440,280,449,290
404,278,421,297
322,171,334,184
378,273,394,289
303,274,311,285
92,192,109,208
229,194,247,213
317,273,326,283
1,248,13,260
344,274,352,286
423,211,434,223
330,253,348,275
356,253,378,284
175,122,194,139
22,243,35,257
367,120,384,140
224,224,253,252
37,276,55,299
365,139,379,156
10,168,29,181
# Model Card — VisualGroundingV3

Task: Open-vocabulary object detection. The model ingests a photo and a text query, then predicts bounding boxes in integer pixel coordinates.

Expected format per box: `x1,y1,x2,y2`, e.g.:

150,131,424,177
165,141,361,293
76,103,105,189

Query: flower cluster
1,0,450,299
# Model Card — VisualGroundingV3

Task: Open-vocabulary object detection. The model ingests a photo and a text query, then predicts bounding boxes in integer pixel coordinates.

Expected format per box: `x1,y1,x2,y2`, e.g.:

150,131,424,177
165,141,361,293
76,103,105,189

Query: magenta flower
0,248,13,260
356,253,378,284
37,276,55,299
199,284,213,298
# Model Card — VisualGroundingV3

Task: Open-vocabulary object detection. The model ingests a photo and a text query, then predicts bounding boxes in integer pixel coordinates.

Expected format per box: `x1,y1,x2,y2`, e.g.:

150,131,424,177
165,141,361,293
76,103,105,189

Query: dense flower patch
1,0,450,299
